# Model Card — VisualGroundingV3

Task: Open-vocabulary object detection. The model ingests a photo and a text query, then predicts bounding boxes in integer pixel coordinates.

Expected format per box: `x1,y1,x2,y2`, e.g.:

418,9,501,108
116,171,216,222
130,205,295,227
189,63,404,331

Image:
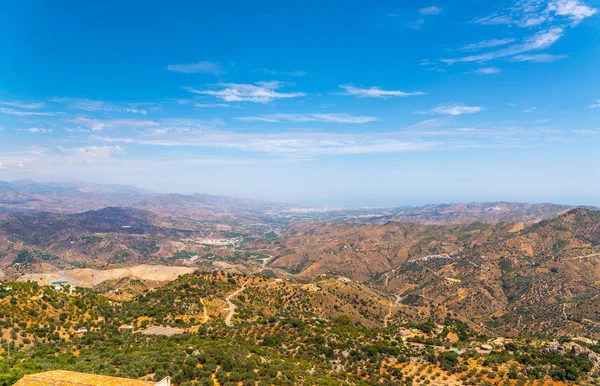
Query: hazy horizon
2,178,598,208
1,1,599,207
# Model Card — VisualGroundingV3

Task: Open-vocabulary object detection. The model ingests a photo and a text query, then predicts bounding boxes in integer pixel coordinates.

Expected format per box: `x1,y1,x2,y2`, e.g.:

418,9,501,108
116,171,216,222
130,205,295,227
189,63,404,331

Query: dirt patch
509,223,525,233
18,264,196,288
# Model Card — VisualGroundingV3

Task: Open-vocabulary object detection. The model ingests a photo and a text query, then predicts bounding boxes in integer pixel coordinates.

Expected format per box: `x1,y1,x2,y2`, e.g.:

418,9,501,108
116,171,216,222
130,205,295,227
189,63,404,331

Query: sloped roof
15,370,156,386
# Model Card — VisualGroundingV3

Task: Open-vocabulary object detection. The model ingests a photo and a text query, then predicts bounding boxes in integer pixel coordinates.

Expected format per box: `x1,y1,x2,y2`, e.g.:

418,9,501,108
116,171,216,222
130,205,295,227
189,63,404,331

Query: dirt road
225,280,249,326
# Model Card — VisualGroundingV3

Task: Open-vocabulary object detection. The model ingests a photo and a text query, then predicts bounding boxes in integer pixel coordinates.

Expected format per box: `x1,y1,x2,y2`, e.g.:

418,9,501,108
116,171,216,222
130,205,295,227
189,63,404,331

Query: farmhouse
119,324,134,333
15,370,170,386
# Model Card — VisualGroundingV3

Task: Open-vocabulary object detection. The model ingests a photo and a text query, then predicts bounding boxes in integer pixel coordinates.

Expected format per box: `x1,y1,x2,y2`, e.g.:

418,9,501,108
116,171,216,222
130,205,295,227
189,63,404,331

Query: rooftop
15,370,157,386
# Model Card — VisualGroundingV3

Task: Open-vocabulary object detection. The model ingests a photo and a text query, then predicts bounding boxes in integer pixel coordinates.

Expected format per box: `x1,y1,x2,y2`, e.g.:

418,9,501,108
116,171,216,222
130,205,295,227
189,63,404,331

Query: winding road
225,280,249,326
566,252,600,261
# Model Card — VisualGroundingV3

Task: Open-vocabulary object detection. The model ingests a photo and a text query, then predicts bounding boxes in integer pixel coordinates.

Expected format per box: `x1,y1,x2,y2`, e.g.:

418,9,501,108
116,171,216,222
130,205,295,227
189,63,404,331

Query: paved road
225,280,249,326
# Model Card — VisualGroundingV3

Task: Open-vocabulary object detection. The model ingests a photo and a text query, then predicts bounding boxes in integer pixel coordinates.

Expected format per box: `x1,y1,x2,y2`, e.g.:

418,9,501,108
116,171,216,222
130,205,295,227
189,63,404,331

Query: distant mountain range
0,180,295,218
0,180,596,224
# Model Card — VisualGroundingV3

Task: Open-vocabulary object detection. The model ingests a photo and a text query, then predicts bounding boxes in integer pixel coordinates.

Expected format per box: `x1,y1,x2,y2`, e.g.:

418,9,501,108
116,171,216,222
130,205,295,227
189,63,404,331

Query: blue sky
1,0,599,206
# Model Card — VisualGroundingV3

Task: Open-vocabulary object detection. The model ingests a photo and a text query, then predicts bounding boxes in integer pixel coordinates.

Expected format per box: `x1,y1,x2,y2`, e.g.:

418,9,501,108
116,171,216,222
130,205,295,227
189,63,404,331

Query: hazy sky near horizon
1,0,599,206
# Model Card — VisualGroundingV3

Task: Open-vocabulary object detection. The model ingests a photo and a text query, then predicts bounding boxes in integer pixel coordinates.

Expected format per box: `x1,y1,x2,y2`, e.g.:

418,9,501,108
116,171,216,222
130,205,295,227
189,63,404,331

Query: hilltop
2,271,600,385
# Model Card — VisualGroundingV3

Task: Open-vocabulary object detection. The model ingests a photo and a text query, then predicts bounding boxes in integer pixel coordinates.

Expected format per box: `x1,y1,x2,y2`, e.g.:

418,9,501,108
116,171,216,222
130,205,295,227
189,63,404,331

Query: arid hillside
268,209,600,338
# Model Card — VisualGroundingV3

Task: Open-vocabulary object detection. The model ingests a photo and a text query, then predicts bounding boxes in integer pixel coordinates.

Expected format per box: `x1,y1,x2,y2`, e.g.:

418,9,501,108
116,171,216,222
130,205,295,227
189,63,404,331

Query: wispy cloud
187,81,306,103
510,53,567,62
339,85,425,98
522,107,538,112
409,118,451,129
590,100,600,108
548,0,597,25
432,103,485,115
0,107,58,116
94,131,439,156
407,5,442,29
194,103,232,109
474,15,515,25
25,128,53,133
454,0,596,68
407,18,426,29
0,101,45,109
72,117,160,132
236,113,380,124
474,0,597,27
472,67,502,74
262,69,307,77
56,146,125,162
89,123,568,157
165,61,222,75
52,97,148,115
419,6,442,15
456,38,517,52
441,27,564,64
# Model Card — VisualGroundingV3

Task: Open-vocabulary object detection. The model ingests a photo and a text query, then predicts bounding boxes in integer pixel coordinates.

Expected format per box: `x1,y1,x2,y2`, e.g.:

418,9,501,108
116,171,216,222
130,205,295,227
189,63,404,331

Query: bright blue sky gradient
1,0,599,206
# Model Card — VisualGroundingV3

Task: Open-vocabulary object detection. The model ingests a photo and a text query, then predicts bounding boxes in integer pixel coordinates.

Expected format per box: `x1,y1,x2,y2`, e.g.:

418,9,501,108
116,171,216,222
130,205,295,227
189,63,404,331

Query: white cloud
26,146,48,156
79,120,568,159
409,118,451,129
419,6,442,15
522,107,538,112
95,131,439,156
262,69,307,77
232,139,435,155
58,145,124,159
474,0,597,27
509,53,567,62
590,100,600,108
51,97,148,115
457,38,517,52
165,61,222,75
187,81,306,103
0,161,4,169
407,18,426,29
0,101,45,109
442,27,564,64
548,0,597,25
194,103,232,108
236,113,380,124
472,67,502,74
432,103,485,115
72,117,159,132
339,85,425,98
0,107,58,116
25,128,53,133
474,15,515,25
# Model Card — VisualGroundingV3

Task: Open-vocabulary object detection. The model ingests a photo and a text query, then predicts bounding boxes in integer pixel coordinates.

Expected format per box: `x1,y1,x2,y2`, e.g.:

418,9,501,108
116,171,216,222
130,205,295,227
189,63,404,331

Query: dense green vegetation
1,272,600,385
